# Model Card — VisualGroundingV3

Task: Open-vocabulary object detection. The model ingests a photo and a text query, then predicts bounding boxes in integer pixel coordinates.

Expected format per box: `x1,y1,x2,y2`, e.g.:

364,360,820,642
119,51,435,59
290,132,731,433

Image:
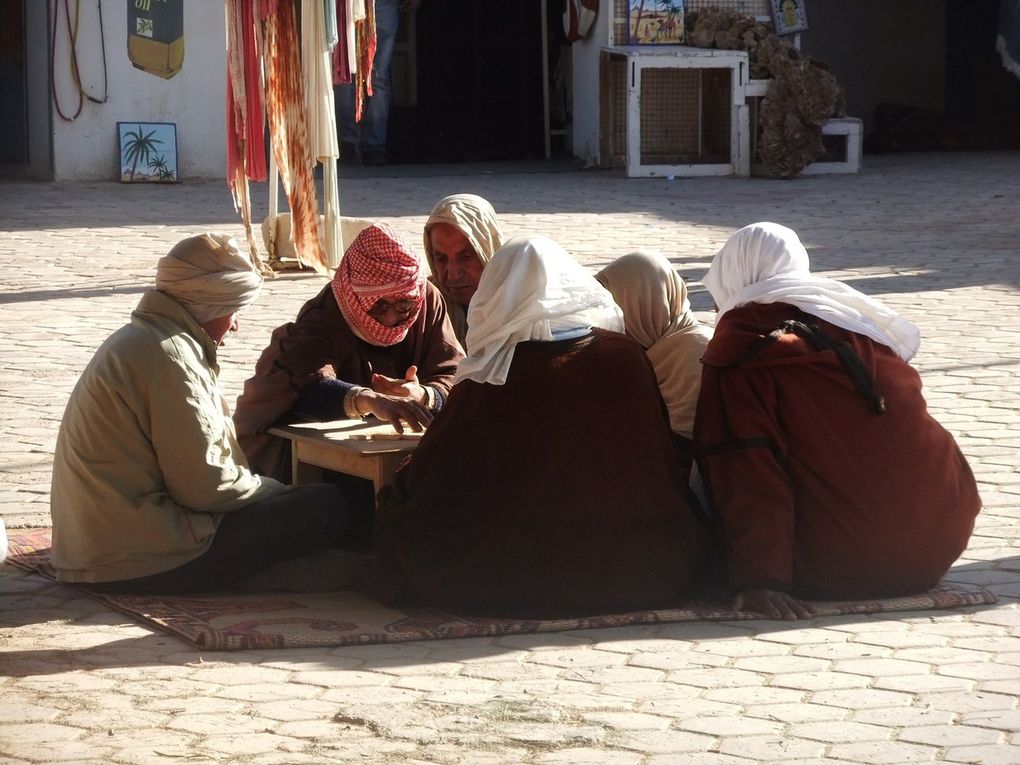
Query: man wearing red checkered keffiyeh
235,223,464,486
332,224,426,347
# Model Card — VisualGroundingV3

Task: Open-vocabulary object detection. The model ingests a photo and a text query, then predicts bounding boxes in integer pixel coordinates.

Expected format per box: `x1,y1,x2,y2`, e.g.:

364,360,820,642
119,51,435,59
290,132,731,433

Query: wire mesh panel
639,67,733,165
701,68,734,160
612,0,627,45
599,55,627,166
640,69,700,161
610,59,628,160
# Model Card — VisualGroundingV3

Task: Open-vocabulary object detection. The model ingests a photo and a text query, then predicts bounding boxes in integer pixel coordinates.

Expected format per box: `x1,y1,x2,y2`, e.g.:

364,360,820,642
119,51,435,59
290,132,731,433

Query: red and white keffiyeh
331,224,425,347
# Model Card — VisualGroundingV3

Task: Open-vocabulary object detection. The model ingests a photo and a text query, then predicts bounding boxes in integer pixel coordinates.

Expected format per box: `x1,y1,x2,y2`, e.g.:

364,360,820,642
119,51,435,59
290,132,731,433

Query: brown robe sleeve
406,281,464,397
695,361,798,593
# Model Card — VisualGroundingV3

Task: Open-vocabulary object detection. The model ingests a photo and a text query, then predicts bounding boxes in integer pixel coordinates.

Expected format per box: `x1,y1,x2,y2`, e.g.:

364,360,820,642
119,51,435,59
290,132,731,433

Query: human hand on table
732,589,816,621
354,389,432,433
371,365,428,407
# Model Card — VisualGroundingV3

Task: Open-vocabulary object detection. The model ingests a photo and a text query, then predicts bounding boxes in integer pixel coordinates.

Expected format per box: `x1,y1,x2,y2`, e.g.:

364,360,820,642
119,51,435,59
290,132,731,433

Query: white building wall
50,1,226,181
570,8,612,167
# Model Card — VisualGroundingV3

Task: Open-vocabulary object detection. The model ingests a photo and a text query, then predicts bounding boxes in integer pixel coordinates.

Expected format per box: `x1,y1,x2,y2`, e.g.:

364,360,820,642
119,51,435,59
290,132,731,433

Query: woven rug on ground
5,528,997,651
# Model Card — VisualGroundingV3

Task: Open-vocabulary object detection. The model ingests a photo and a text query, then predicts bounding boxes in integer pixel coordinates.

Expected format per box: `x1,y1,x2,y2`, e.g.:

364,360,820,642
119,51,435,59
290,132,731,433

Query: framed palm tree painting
117,122,179,182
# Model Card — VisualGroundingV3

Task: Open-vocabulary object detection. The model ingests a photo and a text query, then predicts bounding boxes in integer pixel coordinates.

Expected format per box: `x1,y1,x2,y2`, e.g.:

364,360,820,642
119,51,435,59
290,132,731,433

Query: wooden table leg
290,444,325,485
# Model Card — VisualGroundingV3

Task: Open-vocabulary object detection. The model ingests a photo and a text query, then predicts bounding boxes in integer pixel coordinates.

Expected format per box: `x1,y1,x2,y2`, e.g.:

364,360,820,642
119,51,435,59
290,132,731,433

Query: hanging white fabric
347,0,363,75
302,0,343,269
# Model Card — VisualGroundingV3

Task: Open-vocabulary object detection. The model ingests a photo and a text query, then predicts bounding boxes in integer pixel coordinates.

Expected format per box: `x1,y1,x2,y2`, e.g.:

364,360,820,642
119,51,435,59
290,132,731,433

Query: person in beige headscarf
597,250,713,474
51,234,360,594
422,193,506,346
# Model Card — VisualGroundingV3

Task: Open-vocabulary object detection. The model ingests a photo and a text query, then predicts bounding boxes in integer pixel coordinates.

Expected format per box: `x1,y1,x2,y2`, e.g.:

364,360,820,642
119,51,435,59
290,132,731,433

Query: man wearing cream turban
51,234,357,593
154,233,264,324
423,193,506,347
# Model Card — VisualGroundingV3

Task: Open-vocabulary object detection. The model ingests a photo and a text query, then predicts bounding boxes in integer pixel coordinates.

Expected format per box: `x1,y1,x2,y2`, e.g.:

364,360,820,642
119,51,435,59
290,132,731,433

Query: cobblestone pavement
1,153,1018,764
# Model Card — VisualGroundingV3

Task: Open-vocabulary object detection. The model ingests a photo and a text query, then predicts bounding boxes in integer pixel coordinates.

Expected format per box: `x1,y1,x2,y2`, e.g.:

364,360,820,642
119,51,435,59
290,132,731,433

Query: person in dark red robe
376,236,709,615
234,224,463,483
694,222,981,620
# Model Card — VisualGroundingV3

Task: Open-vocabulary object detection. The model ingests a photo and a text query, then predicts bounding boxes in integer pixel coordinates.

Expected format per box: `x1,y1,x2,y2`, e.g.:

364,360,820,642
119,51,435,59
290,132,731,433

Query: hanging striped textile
354,0,377,122
226,0,269,273
332,0,353,84
302,0,342,268
262,0,328,273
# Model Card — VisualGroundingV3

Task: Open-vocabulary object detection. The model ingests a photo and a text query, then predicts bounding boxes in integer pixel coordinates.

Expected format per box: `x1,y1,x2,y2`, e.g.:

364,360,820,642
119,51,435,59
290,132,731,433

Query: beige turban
156,234,263,324
423,194,506,344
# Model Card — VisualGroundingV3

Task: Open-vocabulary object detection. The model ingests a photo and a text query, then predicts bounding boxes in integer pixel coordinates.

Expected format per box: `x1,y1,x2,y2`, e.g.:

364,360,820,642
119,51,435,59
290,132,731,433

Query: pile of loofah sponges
686,8,845,178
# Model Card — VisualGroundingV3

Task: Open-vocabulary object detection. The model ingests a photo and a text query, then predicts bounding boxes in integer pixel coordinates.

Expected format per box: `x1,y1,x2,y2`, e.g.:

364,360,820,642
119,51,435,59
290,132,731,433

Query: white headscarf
597,251,712,438
703,222,921,361
456,235,625,386
155,233,263,324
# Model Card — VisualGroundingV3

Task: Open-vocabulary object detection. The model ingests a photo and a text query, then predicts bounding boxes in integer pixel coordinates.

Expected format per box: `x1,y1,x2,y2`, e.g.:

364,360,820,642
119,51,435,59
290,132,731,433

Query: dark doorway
865,0,1020,152
389,0,547,163
944,0,1020,149
0,0,28,173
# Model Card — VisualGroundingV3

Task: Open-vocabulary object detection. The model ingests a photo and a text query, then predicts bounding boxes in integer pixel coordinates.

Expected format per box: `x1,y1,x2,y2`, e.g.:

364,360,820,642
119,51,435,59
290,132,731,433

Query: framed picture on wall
117,122,179,183
628,1,685,45
769,0,809,36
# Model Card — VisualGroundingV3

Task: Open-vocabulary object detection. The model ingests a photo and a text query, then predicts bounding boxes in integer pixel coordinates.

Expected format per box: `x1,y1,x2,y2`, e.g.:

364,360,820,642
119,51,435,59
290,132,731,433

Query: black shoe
340,141,358,166
361,150,388,167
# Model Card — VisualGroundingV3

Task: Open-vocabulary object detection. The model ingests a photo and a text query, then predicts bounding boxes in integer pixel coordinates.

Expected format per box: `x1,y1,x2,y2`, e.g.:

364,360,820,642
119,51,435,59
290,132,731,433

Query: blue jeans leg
337,81,358,146
336,0,400,153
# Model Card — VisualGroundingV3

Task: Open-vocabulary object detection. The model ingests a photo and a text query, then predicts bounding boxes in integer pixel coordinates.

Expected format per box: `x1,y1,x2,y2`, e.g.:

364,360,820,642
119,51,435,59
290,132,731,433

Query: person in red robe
376,235,709,615
694,222,981,620
234,223,463,483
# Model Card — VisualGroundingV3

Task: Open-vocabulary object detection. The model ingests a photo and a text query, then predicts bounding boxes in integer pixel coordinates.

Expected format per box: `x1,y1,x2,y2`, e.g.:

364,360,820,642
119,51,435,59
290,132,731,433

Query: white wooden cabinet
602,46,752,177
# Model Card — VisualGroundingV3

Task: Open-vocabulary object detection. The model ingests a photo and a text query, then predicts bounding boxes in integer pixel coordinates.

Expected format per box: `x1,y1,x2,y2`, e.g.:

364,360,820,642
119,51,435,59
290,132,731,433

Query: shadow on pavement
0,555,1014,676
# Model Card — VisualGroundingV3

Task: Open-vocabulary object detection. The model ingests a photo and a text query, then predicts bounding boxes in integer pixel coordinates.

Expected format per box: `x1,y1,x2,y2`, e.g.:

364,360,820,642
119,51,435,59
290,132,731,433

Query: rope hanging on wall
51,0,109,121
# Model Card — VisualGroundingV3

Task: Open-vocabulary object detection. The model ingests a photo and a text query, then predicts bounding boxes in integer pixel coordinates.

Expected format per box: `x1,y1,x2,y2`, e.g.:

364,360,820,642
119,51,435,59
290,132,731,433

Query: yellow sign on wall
128,0,184,80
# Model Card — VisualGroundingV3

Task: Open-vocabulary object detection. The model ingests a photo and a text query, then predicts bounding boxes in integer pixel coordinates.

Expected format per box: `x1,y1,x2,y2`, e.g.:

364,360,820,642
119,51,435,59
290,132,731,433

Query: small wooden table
268,419,422,496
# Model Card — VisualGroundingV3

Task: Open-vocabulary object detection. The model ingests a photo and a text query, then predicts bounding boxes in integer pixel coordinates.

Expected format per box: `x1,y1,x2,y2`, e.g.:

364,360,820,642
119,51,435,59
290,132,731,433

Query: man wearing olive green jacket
50,234,351,593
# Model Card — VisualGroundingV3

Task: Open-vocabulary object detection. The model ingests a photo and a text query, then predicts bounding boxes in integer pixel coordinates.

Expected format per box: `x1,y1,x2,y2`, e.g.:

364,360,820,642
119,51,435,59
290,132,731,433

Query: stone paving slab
1,152,1018,763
